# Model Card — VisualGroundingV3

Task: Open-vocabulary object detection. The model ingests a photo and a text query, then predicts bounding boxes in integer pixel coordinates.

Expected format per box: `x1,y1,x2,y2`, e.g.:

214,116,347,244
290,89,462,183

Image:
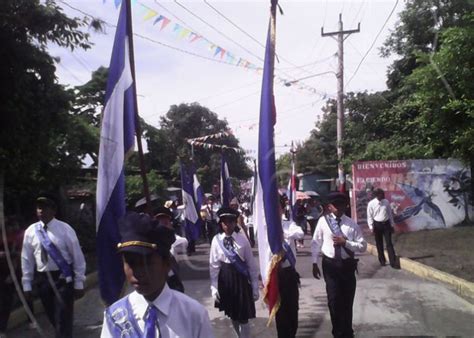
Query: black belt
323,255,352,262
37,270,72,282
374,220,390,225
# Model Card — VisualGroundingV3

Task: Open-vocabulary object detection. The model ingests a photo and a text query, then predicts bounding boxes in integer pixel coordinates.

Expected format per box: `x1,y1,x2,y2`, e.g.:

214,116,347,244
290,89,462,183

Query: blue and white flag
180,162,204,241
96,1,136,305
220,153,233,207
254,0,283,321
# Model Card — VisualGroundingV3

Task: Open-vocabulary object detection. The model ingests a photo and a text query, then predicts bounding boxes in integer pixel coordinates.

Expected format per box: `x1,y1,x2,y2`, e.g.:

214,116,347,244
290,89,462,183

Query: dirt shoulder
365,226,474,283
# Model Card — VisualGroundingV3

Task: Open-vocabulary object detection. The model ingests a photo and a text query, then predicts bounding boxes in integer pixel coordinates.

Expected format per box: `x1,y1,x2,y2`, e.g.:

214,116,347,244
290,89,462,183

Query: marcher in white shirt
367,188,398,268
21,194,86,338
154,206,188,293
311,192,366,338
209,207,259,338
203,196,220,244
101,212,214,338
277,195,304,338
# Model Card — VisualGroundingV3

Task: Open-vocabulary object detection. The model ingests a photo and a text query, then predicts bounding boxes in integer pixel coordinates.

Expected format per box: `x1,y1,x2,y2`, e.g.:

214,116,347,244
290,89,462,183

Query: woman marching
209,207,259,338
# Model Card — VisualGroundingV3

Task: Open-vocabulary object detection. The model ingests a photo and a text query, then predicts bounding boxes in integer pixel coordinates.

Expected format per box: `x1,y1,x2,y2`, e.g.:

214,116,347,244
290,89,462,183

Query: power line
346,0,399,87
153,0,201,34
151,0,322,94
58,0,258,68
350,0,367,27
56,61,84,83
203,0,266,50
69,51,91,72
210,90,260,110
174,0,265,63
60,0,323,97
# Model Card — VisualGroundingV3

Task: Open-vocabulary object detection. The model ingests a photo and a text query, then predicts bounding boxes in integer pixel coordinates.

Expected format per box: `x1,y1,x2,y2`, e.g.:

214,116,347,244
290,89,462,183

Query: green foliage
125,170,167,206
296,99,338,176
146,103,252,192
275,153,292,187
0,0,100,207
381,0,473,89
294,5,474,179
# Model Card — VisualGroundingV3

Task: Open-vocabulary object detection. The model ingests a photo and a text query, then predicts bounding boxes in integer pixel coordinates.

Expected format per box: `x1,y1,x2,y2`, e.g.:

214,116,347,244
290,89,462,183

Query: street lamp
284,70,346,192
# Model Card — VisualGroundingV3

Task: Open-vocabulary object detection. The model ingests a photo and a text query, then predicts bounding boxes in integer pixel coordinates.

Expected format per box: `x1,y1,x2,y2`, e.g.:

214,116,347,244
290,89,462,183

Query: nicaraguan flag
180,162,204,241
254,0,284,323
220,153,233,207
96,1,136,305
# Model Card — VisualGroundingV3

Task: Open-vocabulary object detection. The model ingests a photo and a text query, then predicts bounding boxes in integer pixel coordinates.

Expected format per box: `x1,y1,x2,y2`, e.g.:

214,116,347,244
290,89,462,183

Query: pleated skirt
217,262,256,321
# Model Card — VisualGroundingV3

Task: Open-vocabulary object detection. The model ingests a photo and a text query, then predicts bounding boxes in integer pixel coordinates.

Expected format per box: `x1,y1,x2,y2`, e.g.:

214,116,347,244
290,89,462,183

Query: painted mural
351,159,473,232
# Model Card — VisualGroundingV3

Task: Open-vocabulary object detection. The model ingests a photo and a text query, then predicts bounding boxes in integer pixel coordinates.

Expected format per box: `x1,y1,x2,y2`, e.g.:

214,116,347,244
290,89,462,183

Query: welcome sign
351,159,472,232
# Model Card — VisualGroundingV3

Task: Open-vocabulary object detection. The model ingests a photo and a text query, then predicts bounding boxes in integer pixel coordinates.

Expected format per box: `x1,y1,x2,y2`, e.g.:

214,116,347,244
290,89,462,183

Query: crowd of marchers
1,188,399,338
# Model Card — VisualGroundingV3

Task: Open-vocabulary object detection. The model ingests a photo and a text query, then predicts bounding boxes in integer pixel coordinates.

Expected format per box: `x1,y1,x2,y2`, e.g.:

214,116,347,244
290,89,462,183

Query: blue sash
282,242,296,268
105,296,142,337
216,237,250,280
35,223,73,282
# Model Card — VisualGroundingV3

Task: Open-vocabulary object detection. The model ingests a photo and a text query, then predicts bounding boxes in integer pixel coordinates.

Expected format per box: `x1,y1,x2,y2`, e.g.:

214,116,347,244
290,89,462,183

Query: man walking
367,188,397,268
21,194,86,338
311,192,367,338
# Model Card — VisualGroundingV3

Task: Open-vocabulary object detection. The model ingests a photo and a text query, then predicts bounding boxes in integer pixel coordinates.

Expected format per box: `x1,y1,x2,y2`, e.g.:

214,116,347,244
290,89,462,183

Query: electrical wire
58,0,257,68
203,0,266,50
174,0,265,63
346,0,400,87
153,0,201,35
57,61,84,83
69,51,91,72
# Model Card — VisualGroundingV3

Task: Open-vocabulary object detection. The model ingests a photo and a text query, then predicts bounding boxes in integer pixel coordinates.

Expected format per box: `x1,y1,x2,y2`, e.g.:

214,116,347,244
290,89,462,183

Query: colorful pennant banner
186,131,231,143
187,140,246,154
107,0,263,73
105,0,327,97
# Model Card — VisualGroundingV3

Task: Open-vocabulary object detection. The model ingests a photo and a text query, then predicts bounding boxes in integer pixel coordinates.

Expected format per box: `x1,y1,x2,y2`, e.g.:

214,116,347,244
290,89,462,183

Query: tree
275,153,292,188
296,99,338,176
125,170,167,207
147,103,252,192
381,0,473,90
0,0,101,214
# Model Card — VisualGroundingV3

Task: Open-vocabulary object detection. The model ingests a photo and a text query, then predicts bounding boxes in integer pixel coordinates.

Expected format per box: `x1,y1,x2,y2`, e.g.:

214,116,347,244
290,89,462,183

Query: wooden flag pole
125,0,152,214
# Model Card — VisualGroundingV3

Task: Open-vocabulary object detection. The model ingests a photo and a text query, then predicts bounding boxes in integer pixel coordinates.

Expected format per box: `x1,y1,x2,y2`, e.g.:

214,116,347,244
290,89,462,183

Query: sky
51,0,404,161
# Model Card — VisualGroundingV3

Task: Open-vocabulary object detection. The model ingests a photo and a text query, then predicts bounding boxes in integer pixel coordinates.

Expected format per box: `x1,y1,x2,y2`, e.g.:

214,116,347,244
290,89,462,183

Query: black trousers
0,276,14,332
275,266,300,338
322,256,356,338
37,271,74,338
373,220,396,266
206,220,217,244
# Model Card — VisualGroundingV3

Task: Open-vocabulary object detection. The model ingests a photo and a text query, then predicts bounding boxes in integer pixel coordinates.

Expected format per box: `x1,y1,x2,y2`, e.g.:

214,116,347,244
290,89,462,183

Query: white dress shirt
170,234,188,256
21,218,86,291
209,231,259,297
311,214,367,266
282,218,304,259
367,198,394,230
202,203,220,221
100,284,214,338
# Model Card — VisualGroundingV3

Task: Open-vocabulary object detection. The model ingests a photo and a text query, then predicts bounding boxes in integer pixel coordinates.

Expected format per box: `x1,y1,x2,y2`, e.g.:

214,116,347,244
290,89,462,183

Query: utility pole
322,14,360,192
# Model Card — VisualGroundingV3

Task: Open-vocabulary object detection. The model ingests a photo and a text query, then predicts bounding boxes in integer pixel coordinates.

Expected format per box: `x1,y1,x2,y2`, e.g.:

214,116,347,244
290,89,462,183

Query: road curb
366,243,474,300
7,271,99,330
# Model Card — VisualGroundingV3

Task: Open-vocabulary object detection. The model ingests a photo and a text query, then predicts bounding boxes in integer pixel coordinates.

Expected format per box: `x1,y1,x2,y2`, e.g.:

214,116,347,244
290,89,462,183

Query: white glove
211,286,220,302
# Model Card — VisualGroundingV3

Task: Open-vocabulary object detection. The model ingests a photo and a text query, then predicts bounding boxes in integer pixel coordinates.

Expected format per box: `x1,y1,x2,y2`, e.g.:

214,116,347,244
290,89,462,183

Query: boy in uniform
101,212,213,338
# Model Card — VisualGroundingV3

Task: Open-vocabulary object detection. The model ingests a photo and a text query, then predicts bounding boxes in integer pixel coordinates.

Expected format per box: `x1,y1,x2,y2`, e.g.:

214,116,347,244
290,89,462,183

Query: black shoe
379,261,386,266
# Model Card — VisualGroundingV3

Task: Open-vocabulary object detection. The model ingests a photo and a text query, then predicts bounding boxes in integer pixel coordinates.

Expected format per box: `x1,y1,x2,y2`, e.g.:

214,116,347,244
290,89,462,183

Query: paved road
8,236,474,337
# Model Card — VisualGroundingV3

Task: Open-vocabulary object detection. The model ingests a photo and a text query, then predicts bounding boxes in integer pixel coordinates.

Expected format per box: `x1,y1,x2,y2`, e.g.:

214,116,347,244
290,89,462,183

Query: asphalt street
7,236,474,337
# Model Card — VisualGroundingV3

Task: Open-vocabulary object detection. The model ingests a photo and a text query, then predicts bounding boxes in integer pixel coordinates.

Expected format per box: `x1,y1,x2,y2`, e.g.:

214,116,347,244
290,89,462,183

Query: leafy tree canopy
0,0,101,210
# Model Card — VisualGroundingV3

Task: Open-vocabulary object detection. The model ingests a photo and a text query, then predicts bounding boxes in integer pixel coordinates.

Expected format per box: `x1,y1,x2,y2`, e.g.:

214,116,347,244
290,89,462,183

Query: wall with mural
351,159,473,232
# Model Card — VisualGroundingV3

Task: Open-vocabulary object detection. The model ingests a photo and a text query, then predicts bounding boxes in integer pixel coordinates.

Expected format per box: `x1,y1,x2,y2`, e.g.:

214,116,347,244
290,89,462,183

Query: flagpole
125,0,152,214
